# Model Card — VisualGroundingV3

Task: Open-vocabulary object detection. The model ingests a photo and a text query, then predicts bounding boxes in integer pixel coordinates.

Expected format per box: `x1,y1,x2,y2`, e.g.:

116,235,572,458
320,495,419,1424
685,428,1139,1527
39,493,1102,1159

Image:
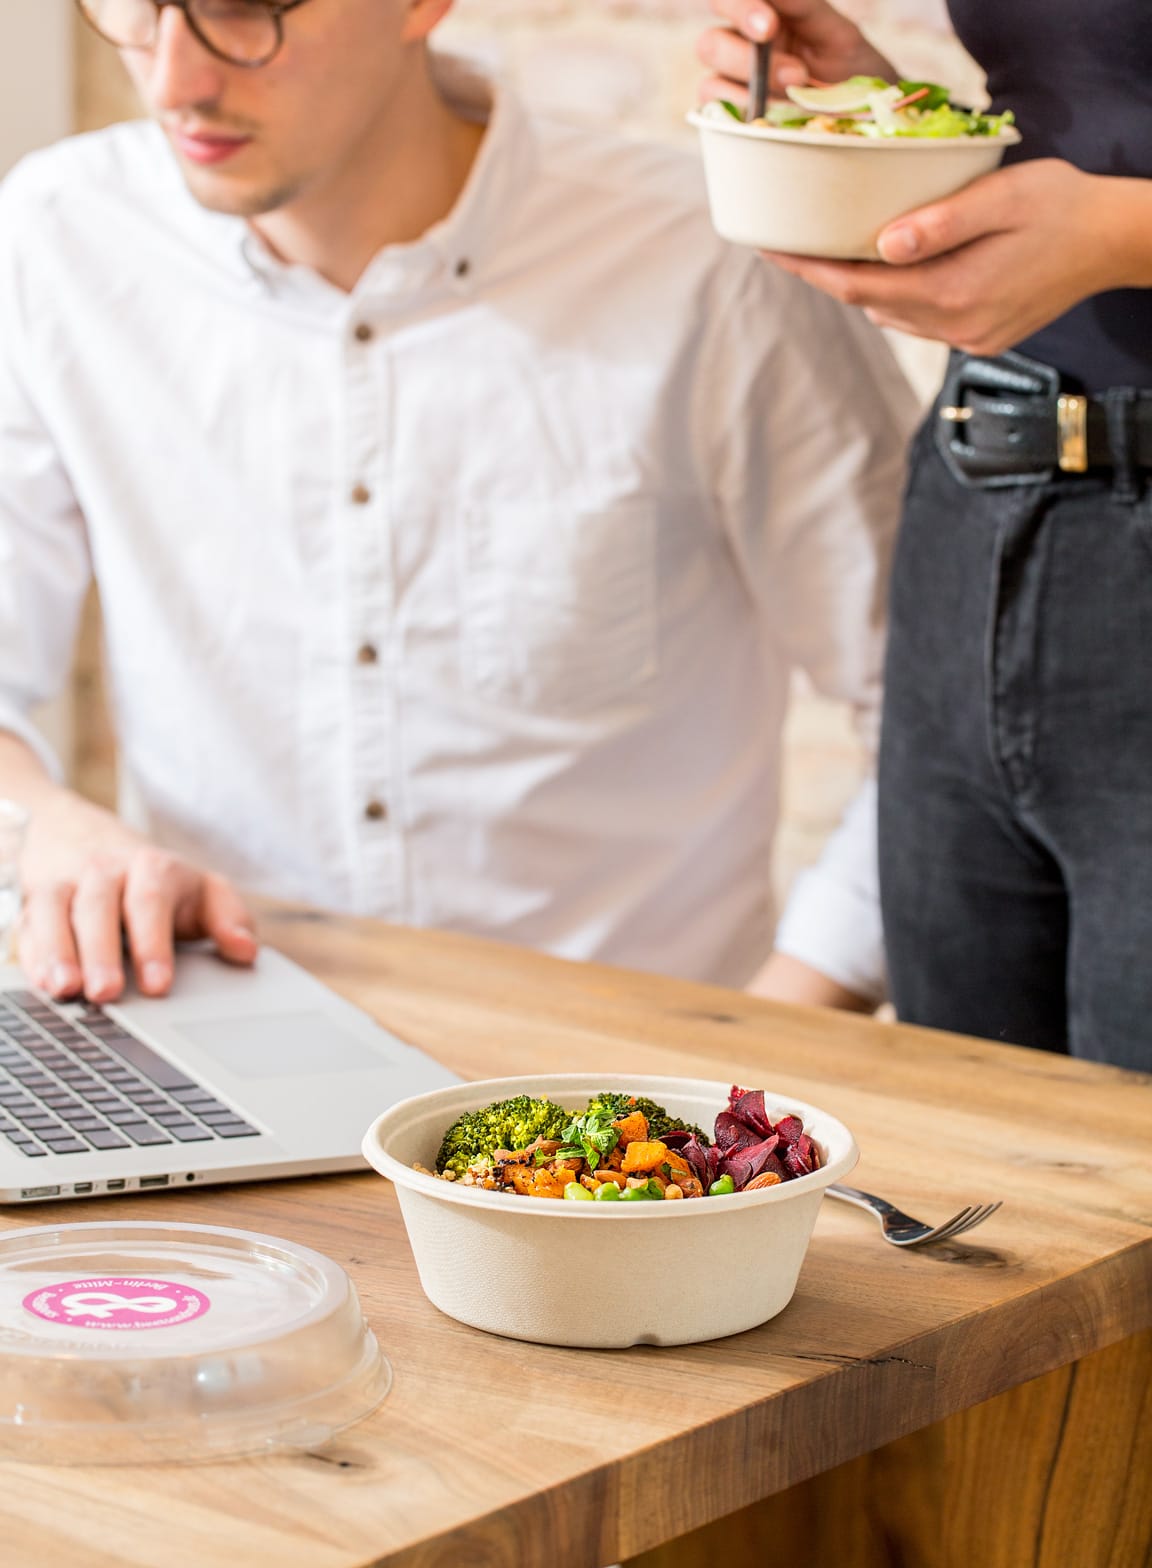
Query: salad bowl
689,86,1020,260
362,1073,857,1348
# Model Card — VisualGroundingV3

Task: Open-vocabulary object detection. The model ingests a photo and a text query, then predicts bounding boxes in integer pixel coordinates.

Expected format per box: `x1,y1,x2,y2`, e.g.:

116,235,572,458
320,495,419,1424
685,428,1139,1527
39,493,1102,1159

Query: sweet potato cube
532,1170,570,1200
612,1112,649,1147
507,1165,566,1200
622,1139,668,1174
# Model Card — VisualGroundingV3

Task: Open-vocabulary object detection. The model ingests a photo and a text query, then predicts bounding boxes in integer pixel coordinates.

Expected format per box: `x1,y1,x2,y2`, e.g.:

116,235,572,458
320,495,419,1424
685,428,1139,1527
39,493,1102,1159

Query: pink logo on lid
23,1276,211,1331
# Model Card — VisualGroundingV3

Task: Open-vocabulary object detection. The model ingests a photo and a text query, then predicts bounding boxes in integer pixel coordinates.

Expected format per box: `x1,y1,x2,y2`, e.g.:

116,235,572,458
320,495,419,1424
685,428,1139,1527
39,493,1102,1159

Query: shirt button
356,643,379,666
364,799,388,822
351,484,372,505
353,322,373,343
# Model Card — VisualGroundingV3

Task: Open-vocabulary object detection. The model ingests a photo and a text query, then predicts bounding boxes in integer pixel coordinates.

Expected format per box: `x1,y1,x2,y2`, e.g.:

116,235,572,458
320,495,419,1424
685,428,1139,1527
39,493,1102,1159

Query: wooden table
2,908,1150,1568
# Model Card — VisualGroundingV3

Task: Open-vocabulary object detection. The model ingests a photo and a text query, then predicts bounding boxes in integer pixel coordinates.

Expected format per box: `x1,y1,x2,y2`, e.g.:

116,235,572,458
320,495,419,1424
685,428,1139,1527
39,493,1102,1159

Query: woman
699,0,1152,1068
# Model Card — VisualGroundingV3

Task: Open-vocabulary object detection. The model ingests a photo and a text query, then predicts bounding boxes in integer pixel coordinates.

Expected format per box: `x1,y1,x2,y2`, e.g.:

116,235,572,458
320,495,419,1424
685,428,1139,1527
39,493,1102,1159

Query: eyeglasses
75,0,313,69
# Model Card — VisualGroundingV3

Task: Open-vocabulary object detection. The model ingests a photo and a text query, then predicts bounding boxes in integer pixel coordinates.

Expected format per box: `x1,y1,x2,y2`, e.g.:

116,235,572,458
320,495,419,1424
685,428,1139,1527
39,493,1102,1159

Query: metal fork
827,1183,1002,1247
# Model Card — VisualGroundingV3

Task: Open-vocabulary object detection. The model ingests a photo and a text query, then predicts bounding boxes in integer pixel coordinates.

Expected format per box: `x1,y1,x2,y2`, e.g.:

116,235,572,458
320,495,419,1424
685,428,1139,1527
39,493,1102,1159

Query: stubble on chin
179,165,302,218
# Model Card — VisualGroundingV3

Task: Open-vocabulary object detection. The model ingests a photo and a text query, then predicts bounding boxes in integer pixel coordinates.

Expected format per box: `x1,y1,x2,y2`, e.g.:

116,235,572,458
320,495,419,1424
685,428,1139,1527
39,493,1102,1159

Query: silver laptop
0,946,460,1204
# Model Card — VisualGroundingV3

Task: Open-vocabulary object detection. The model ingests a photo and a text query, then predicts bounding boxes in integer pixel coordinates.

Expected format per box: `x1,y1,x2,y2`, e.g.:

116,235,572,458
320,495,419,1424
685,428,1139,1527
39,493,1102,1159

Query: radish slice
784,80,880,115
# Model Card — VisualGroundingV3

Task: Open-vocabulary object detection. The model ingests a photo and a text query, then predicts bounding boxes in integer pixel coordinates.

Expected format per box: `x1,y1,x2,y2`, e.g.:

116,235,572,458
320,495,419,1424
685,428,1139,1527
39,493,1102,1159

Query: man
0,0,915,1008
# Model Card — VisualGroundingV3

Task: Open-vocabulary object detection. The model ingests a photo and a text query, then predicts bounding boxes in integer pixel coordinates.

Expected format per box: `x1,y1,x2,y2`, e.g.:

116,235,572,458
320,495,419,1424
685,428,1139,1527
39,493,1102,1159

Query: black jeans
879,411,1152,1070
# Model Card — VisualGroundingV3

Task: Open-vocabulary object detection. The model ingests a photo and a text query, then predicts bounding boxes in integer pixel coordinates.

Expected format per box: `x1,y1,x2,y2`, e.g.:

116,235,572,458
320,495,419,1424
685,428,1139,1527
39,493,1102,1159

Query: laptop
0,946,461,1204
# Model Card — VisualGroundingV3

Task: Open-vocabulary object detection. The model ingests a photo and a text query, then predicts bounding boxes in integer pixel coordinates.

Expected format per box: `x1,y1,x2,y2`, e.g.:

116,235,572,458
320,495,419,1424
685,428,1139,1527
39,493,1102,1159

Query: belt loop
1104,387,1140,502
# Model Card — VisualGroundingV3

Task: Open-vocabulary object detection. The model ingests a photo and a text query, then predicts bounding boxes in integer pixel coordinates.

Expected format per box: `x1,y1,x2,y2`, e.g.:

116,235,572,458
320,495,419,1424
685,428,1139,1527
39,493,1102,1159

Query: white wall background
0,0,73,173
0,0,75,763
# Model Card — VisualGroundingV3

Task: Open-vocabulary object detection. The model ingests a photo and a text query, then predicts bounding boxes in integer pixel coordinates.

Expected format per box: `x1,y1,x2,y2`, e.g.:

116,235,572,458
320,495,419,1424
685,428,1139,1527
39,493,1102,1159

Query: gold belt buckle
1057,394,1089,473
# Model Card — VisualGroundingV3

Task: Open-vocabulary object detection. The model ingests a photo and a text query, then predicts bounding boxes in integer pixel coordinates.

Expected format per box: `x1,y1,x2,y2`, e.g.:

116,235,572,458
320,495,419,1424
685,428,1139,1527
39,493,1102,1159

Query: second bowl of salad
689,76,1020,259
362,1073,857,1348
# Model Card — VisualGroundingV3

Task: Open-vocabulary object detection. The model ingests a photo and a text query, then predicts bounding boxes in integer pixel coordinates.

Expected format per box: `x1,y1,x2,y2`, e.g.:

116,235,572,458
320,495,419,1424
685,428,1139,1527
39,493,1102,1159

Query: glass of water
0,800,28,963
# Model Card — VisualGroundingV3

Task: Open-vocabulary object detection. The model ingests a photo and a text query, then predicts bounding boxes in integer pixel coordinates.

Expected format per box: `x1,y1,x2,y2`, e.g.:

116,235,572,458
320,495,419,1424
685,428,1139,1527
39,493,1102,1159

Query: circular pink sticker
22,1276,211,1331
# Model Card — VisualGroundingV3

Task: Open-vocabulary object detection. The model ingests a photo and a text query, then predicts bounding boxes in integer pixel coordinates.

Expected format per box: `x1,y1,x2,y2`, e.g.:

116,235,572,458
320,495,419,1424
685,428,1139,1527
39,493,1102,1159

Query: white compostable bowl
688,110,1020,259
362,1074,858,1348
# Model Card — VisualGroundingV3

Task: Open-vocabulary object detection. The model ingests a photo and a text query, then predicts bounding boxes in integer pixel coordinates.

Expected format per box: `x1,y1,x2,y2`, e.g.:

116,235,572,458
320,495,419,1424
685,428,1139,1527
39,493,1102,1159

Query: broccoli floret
435,1095,571,1175
584,1092,710,1145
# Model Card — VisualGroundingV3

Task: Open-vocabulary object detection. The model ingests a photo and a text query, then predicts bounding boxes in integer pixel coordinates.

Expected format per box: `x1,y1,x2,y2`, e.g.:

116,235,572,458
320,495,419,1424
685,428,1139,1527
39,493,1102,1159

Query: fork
827,1183,1002,1247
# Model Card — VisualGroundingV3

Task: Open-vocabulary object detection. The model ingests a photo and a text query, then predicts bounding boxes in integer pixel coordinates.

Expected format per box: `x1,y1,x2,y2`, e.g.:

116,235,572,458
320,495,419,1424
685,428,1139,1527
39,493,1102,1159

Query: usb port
21,1185,61,1199
73,1182,94,1194
106,1179,127,1191
140,1175,170,1189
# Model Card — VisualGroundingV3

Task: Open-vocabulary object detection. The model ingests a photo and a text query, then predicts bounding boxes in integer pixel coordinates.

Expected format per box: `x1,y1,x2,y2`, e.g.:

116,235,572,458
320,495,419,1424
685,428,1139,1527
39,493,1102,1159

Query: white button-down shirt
0,58,917,996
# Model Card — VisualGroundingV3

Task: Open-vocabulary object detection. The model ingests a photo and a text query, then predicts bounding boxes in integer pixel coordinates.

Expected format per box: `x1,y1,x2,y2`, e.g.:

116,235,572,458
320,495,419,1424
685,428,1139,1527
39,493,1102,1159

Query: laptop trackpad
173,1012,392,1078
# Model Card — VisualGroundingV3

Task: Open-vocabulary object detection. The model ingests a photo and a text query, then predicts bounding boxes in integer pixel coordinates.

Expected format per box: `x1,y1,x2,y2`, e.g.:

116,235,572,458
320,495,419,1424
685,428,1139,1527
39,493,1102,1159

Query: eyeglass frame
74,0,314,70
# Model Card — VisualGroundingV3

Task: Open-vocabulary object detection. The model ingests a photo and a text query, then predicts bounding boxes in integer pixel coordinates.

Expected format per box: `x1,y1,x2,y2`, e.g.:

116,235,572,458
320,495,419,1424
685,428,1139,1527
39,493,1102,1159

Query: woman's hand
766,161,1152,356
697,0,895,111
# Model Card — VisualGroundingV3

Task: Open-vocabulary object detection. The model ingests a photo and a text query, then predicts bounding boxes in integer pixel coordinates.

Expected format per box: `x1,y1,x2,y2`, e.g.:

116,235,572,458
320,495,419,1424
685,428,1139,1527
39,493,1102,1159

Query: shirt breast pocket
458,497,658,715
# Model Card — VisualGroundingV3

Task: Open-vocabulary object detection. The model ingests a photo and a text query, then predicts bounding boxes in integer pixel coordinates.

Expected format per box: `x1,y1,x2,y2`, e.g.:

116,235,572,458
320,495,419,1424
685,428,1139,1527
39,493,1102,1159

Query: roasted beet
727,1087,774,1138
718,1135,785,1189
774,1115,804,1146
713,1091,819,1189
664,1132,713,1187
783,1134,819,1176
713,1111,747,1151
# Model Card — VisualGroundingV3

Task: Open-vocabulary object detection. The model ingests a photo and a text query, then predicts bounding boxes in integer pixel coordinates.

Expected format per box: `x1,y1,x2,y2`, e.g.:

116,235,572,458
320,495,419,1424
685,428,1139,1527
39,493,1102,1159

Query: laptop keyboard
0,991,259,1159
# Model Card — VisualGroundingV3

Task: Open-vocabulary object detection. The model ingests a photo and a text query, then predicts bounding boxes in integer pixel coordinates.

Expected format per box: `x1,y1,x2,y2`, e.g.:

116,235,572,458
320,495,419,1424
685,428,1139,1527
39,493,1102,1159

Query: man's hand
750,952,875,1012
765,161,1146,356
696,0,895,112
18,789,257,1003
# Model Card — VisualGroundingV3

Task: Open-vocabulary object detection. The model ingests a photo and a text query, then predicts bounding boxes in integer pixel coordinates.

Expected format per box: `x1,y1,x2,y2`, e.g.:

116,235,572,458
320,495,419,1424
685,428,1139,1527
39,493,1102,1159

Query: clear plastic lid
0,1221,390,1464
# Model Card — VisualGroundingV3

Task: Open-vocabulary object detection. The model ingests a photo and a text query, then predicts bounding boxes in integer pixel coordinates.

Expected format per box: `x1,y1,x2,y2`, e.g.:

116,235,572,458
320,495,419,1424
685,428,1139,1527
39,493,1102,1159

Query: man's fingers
876,170,1017,265
123,852,182,996
18,883,82,997
197,875,259,967
69,864,128,1002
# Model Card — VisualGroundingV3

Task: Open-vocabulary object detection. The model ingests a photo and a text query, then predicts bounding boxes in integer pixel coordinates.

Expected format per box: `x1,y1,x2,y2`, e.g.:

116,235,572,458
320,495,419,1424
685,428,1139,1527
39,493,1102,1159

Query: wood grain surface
629,1328,1152,1567
1,907,1150,1568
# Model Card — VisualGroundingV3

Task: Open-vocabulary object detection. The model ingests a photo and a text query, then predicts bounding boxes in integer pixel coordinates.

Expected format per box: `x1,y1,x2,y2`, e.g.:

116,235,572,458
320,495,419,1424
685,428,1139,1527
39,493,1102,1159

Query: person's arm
0,733,258,1002
769,165,1152,357
697,0,1152,352
0,172,257,1003
699,254,920,1011
751,951,876,1010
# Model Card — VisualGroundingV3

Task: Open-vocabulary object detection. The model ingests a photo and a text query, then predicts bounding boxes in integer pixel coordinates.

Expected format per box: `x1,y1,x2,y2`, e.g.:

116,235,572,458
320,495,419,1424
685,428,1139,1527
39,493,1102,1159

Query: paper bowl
362,1074,857,1348
688,110,1020,259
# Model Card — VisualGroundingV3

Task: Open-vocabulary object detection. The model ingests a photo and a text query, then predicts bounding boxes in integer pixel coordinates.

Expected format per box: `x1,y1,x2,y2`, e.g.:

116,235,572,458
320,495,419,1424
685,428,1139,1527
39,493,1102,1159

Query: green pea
708,1174,736,1197
593,1182,622,1201
564,1182,594,1201
620,1184,656,1201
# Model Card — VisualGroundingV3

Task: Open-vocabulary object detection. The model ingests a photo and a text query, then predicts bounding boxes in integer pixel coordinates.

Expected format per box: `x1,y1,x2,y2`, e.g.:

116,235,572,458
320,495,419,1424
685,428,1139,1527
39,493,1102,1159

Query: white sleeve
0,177,92,779
700,255,921,1001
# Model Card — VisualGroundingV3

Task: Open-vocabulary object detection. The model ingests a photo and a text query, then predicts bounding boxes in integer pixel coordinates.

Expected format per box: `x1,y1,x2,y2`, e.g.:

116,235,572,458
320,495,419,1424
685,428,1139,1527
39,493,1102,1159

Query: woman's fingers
696,25,760,88
699,74,749,108
697,28,814,98
706,0,774,42
18,882,82,997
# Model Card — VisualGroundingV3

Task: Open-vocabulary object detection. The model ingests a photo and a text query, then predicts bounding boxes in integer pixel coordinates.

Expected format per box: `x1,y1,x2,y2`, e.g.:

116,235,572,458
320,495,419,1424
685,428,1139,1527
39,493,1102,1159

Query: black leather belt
936,350,1152,490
